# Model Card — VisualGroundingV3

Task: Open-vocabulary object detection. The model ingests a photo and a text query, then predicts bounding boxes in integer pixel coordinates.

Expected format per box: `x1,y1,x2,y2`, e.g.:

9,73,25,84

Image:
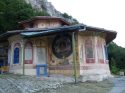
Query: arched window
13,43,20,64
24,42,33,64
85,37,95,63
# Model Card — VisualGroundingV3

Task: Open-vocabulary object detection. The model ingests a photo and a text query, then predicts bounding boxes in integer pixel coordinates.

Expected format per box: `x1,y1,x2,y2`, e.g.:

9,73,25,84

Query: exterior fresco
85,36,95,63
78,32,111,81
8,35,74,75
52,34,72,59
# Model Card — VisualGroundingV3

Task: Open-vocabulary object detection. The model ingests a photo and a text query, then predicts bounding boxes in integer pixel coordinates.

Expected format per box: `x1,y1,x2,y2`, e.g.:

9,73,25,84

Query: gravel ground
50,80,113,93
0,74,75,93
0,74,124,93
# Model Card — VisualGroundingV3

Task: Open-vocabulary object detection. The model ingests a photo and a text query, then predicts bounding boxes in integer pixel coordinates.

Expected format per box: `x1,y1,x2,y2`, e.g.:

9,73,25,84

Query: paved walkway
109,76,125,93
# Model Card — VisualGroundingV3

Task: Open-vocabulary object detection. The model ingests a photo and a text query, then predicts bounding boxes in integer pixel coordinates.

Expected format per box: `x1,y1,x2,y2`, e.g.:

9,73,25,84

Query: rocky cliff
25,0,62,17
25,0,78,24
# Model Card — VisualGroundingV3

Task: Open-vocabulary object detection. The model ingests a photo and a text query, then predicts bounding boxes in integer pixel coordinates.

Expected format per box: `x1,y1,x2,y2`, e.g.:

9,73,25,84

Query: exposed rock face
25,0,62,17
44,2,62,17
24,0,77,24
25,0,43,11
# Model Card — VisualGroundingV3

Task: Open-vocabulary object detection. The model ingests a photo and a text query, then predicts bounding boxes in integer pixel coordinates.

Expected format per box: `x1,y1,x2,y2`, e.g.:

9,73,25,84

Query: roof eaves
20,24,85,38
86,25,117,44
86,25,117,33
0,24,85,39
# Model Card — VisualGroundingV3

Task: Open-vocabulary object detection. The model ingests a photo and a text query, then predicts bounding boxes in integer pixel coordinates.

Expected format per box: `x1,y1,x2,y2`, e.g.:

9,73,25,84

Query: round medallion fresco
52,34,72,59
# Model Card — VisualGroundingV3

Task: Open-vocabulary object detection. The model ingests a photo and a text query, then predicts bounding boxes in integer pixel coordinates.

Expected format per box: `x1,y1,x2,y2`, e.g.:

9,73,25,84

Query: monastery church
0,16,117,81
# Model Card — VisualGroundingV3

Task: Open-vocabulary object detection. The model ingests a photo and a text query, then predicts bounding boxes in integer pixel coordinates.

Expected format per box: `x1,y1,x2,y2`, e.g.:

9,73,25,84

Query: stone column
10,43,14,66
95,36,98,64
21,39,25,75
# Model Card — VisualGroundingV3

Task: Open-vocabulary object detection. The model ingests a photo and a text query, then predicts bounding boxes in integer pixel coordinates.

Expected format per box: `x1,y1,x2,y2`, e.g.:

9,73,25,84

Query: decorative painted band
25,60,32,64
9,65,34,69
9,65,109,71
49,65,80,70
86,58,95,63
48,65,109,70
80,65,109,70
98,59,104,64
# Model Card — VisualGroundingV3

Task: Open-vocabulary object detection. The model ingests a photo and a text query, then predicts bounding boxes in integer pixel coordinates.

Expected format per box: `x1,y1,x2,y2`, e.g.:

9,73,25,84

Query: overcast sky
48,0,125,47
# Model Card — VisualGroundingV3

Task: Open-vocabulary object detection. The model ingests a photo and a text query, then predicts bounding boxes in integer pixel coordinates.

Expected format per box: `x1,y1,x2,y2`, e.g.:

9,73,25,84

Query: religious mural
85,37,95,63
24,42,33,64
52,34,72,59
80,45,84,63
97,38,104,63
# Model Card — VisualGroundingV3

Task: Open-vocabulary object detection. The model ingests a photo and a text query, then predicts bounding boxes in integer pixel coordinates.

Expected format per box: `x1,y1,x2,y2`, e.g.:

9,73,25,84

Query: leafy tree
0,0,49,34
62,13,72,19
110,58,119,74
62,12,79,24
108,42,125,74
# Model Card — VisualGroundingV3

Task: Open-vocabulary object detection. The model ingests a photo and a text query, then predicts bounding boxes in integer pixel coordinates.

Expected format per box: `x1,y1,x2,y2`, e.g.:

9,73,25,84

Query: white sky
48,0,125,47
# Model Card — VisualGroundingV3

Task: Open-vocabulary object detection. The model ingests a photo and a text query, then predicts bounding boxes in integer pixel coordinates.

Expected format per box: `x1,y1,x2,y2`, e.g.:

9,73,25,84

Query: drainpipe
72,32,77,83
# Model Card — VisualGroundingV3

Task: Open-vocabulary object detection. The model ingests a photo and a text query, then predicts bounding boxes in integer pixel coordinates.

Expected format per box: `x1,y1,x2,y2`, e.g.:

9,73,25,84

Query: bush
110,58,119,74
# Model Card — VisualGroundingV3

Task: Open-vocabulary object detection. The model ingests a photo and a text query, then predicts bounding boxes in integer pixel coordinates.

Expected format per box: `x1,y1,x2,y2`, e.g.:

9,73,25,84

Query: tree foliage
0,0,49,34
62,13,79,24
108,42,125,74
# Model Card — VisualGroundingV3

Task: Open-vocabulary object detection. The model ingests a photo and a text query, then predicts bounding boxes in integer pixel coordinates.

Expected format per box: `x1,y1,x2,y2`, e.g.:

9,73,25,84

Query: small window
24,42,33,64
